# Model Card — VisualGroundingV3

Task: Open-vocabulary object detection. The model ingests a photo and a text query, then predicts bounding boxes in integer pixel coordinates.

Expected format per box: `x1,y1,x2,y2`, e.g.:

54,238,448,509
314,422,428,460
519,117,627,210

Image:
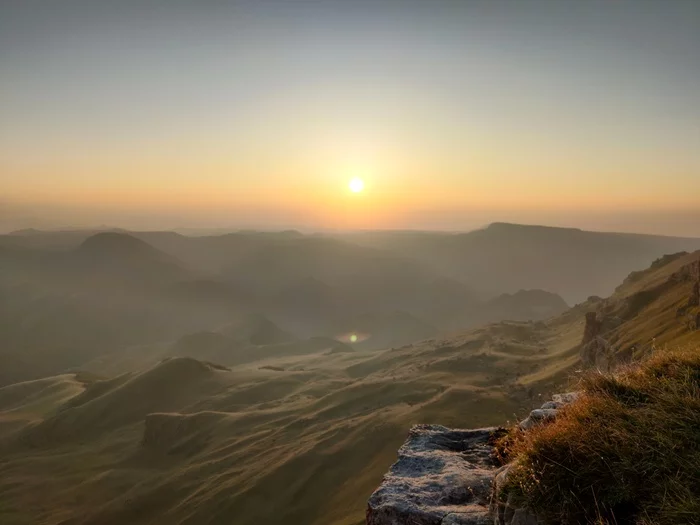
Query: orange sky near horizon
1,1,699,234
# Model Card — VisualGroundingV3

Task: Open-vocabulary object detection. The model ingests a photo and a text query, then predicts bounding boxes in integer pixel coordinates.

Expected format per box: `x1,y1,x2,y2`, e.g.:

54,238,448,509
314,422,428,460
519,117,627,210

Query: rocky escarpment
367,394,578,525
579,255,700,370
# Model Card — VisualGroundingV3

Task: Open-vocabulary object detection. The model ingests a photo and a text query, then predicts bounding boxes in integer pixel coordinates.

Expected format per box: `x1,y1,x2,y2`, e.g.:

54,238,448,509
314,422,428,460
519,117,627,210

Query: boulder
518,409,558,431
519,392,579,430
551,392,579,405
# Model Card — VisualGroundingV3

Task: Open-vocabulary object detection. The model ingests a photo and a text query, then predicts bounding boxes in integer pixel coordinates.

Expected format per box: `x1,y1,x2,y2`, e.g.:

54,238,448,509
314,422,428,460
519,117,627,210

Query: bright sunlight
348,177,365,193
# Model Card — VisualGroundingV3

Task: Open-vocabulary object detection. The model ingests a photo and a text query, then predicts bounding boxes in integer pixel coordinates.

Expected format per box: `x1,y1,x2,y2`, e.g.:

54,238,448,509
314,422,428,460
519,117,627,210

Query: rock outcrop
579,312,615,370
690,281,700,308
581,311,602,345
492,392,579,524
366,425,504,525
367,394,579,525
491,465,539,525
518,392,579,430
670,259,700,283
688,313,700,331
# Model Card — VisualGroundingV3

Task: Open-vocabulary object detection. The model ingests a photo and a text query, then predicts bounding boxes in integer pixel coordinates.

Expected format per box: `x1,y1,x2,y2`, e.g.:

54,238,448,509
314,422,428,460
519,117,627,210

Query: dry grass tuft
500,350,700,524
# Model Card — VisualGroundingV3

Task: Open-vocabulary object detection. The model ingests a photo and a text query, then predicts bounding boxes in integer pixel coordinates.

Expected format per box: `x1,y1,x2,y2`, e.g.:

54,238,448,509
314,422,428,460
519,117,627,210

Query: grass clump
502,350,700,525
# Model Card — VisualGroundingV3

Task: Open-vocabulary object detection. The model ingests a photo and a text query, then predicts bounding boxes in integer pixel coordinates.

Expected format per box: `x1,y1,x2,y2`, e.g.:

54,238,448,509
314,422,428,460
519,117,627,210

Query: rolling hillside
1,251,699,524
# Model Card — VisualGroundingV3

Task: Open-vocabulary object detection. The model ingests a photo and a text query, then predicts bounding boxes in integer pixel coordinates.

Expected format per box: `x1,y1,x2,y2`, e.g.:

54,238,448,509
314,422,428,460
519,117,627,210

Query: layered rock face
367,394,579,525
366,425,503,525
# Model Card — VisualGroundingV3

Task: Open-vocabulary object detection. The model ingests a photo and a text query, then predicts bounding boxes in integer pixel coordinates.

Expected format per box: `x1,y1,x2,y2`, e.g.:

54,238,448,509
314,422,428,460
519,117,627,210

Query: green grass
499,350,700,524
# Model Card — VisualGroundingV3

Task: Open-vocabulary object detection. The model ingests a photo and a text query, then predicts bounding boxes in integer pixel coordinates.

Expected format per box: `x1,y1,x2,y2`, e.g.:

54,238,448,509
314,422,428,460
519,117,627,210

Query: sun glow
348,177,365,193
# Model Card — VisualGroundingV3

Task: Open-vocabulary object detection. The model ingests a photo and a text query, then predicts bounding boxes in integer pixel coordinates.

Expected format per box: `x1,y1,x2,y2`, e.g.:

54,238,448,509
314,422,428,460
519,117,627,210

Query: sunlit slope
0,316,583,525
582,251,700,363
0,374,85,440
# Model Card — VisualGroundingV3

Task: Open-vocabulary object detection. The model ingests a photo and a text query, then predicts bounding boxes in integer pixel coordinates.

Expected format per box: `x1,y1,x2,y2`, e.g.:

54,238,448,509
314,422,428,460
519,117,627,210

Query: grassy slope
0,319,583,525
502,350,700,525
595,251,700,357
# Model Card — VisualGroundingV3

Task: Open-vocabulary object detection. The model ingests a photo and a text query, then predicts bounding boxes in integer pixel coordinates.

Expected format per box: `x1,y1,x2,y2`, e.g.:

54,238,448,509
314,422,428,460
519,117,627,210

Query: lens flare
336,332,370,343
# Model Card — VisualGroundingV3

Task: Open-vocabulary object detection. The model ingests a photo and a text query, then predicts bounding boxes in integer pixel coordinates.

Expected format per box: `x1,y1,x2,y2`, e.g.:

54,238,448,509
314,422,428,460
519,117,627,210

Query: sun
348,177,365,193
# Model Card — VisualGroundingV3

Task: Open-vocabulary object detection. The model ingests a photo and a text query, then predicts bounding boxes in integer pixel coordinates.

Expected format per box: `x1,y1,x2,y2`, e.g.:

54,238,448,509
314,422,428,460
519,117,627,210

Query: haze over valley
3,223,700,383
2,223,700,524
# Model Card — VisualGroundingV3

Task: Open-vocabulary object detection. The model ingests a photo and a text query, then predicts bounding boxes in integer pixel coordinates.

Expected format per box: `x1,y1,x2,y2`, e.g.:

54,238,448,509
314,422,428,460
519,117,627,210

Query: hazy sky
1,0,699,234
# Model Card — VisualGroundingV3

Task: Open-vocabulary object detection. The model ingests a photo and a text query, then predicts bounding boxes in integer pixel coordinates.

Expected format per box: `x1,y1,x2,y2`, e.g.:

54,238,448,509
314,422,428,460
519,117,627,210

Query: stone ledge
366,425,502,525
367,393,581,525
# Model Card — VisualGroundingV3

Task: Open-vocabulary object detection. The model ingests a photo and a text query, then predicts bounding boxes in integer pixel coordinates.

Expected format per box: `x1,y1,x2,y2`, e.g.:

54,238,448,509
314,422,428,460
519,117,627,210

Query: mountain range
0,223,699,524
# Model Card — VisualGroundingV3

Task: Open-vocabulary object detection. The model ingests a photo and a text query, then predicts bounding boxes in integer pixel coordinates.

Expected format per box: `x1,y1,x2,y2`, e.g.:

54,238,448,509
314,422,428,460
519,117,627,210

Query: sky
1,0,699,235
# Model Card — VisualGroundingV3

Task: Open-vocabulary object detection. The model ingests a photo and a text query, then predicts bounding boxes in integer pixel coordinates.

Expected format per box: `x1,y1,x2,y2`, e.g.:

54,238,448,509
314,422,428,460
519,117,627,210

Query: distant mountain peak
485,222,582,233
77,232,170,262
71,232,188,284
7,228,42,236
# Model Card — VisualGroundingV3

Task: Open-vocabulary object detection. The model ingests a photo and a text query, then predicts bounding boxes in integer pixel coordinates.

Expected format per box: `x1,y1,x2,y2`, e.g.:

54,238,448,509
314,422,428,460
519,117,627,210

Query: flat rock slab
366,424,502,525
